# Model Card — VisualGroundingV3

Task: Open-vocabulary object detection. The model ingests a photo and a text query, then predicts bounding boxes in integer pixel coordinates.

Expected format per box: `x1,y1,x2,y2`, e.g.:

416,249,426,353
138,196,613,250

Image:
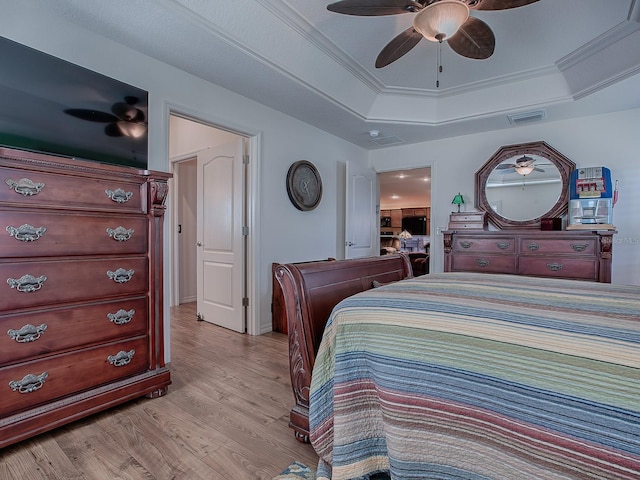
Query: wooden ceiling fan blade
448,17,495,59
327,0,423,16
375,27,423,68
470,0,539,11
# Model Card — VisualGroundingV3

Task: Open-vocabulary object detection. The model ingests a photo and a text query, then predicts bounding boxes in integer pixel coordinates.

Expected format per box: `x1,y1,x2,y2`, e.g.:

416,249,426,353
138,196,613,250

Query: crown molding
556,20,640,72
255,0,383,94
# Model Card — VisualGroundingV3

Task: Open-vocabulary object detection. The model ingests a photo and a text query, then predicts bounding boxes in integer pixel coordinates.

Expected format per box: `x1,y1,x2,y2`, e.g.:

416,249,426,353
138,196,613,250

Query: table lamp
451,193,465,213
398,229,412,250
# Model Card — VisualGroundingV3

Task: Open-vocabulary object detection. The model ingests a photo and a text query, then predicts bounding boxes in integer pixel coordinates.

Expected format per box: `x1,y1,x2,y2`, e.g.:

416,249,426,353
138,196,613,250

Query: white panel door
345,160,378,259
196,139,245,332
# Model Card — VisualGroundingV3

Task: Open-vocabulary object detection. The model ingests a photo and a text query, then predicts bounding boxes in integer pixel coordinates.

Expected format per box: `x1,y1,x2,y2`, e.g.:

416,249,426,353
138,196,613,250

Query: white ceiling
31,0,640,149
379,168,432,210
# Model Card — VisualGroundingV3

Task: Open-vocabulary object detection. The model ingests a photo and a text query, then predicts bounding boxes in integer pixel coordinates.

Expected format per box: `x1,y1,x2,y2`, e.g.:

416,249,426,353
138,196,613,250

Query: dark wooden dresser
443,229,614,283
0,147,171,448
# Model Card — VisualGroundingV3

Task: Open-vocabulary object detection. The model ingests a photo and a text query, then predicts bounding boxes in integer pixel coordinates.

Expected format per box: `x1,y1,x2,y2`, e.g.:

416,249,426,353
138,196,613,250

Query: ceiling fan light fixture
117,120,147,138
515,165,535,176
413,0,470,43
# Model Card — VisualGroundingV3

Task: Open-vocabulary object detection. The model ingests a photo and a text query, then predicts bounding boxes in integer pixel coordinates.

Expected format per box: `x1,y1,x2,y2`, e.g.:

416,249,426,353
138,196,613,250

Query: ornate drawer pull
6,224,47,242
7,323,48,343
107,268,135,283
547,263,563,271
108,349,135,367
9,372,49,393
106,226,134,242
526,243,540,251
5,178,45,196
107,309,135,325
7,274,47,293
476,259,490,267
105,188,133,204
459,241,473,249
496,242,511,250
571,243,588,252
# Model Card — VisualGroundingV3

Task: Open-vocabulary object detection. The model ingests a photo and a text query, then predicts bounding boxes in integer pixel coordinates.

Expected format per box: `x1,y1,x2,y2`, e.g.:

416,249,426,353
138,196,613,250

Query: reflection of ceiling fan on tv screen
65,96,147,139
326,0,539,68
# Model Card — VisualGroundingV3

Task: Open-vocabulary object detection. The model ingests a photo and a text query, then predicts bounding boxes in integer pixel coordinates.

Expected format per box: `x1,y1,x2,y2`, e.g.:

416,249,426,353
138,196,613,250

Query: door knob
196,241,202,247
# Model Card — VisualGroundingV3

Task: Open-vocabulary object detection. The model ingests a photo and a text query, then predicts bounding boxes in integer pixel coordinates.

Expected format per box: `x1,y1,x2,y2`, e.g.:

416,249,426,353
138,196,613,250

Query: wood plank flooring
0,303,318,479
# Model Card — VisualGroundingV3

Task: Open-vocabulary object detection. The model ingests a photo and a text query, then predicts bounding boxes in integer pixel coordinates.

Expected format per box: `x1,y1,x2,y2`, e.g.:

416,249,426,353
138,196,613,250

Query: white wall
169,116,239,158
176,160,197,304
2,2,368,341
371,108,640,286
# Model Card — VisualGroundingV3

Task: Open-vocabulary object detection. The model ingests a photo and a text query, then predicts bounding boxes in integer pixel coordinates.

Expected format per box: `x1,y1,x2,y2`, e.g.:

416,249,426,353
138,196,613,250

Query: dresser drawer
453,236,516,253
0,336,149,417
518,257,598,281
0,297,147,365
449,221,486,230
0,210,148,257
451,254,516,274
450,213,485,223
1,256,148,311
0,166,144,213
519,237,597,256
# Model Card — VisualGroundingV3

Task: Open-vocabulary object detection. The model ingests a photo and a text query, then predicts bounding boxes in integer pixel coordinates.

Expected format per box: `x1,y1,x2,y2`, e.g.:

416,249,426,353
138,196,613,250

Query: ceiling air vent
508,109,546,126
370,135,404,146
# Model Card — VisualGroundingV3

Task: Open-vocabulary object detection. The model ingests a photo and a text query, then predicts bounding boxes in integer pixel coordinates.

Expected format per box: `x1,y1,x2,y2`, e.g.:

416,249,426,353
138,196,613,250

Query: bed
309,272,640,479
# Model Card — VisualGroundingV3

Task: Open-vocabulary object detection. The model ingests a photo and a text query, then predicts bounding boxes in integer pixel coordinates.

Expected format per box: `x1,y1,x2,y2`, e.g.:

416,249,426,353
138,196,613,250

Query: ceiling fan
326,0,539,68
495,155,551,176
65,96,147,138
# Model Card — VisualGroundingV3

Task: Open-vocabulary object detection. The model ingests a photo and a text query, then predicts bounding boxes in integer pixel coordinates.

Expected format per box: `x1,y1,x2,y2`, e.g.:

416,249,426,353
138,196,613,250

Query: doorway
169,114,249,333
378,167,431,272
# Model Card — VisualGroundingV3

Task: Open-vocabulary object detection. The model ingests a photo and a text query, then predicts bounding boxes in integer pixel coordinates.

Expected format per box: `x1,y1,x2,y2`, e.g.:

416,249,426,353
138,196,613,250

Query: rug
273,461,315,480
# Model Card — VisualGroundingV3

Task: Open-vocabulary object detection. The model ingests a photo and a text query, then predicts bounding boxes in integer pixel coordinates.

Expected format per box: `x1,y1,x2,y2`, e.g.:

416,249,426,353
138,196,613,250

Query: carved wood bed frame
274,254,412,442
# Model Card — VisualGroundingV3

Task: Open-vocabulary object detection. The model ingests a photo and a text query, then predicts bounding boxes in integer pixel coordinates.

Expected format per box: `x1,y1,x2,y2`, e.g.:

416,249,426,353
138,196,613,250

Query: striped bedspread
309,273,640,479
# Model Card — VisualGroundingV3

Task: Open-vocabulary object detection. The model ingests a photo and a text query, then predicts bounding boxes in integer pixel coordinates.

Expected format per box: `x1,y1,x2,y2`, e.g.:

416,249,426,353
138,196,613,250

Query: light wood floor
0,303,319,479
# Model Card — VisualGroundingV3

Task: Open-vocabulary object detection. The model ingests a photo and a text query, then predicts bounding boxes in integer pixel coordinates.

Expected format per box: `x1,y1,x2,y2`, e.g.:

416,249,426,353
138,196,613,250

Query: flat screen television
0,37,148,169
401,216,427,235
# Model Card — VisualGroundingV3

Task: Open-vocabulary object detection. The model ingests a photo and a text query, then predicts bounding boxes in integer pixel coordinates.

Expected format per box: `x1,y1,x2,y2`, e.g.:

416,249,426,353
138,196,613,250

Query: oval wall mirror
475,141,576,229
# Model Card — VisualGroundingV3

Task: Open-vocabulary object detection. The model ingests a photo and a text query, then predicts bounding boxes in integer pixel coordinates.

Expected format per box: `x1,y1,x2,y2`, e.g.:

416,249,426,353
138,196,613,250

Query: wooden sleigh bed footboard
274,254,412,442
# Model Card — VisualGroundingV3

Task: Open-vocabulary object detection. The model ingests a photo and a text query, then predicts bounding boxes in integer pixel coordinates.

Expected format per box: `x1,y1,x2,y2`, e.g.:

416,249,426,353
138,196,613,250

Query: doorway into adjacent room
169,114,249,333
379,167,431,274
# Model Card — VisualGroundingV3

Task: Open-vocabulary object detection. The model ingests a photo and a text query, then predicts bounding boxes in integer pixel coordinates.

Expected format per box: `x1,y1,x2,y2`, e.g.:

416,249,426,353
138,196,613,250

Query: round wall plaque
286,160,322,211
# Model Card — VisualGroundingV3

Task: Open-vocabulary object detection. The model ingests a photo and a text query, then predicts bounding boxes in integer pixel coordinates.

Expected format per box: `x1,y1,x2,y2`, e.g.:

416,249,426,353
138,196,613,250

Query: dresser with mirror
443,141,615,283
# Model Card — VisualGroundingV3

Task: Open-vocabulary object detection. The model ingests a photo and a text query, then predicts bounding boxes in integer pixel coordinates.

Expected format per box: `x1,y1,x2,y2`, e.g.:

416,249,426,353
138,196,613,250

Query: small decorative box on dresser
443,229,614,283
0,147,171,448
448,211,487,230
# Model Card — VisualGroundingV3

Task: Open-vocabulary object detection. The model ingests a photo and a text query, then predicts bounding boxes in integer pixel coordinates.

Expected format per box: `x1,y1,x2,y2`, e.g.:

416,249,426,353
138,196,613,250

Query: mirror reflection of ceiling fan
495,155,551,176
64,96,147,139
326,0,539,68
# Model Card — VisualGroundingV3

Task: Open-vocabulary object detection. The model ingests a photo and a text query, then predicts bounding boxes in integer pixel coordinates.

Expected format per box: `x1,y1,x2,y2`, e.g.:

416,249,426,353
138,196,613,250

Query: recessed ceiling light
391,195,400,199
398,174,406,179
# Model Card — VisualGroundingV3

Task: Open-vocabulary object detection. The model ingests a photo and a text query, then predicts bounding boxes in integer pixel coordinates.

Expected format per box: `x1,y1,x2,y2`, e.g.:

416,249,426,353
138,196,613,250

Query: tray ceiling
26,0,640,149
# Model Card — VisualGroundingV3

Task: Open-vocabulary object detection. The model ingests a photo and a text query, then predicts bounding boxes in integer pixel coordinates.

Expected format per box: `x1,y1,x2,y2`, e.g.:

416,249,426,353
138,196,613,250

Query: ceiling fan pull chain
436,40,442,88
